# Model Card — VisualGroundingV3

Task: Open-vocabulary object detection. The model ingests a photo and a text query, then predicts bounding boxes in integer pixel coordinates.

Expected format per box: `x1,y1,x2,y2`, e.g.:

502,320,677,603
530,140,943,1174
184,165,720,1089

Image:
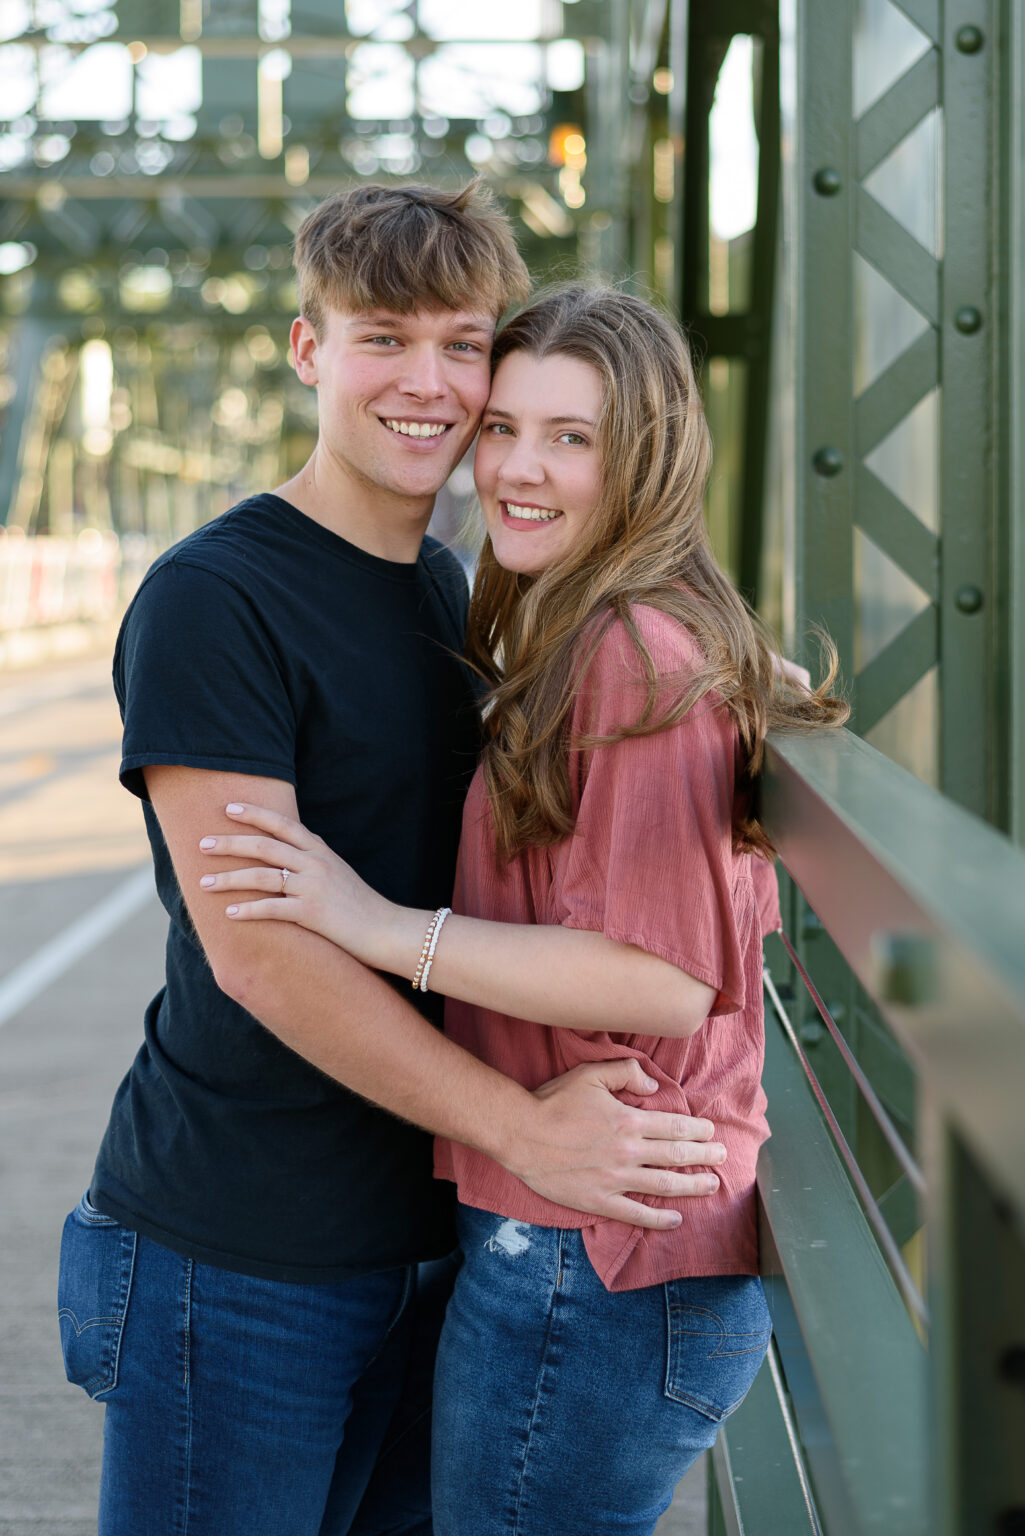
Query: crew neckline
252,492,429,582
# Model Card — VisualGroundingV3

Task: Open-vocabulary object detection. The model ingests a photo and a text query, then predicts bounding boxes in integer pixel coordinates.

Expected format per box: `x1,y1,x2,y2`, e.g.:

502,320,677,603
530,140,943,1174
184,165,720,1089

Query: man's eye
367,335,399,346
449,341,479,354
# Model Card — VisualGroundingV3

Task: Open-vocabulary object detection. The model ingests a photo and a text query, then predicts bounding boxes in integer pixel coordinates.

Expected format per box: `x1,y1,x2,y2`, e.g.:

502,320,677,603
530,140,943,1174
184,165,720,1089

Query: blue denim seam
513,1227,566,1535
667,1301,770,1356
60,1214,138,1400
179,1258,194,1536
662,1295,770,1419
80,1191,119,1227
361,1264,414,1376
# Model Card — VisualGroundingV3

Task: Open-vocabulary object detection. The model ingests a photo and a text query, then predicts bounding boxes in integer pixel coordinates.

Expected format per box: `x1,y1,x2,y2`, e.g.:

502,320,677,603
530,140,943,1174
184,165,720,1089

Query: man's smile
381,418,454,440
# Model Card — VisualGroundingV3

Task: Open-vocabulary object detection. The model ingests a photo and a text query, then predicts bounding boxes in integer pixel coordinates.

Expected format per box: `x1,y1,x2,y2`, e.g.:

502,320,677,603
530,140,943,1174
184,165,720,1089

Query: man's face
291,305,495,509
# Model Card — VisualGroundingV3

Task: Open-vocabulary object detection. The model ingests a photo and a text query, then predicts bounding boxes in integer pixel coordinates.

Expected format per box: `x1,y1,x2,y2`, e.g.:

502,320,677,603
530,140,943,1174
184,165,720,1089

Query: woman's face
473,350,604,576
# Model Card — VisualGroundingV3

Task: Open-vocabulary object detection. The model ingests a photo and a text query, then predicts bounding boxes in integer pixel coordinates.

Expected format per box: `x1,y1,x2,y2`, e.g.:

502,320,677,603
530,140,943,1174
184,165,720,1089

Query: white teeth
385,420,448,438
505,503,563,522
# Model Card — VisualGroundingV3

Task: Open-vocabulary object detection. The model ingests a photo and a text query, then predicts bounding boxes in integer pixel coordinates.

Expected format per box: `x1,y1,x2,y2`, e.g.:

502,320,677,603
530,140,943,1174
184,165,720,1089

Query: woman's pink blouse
434,608,778,1293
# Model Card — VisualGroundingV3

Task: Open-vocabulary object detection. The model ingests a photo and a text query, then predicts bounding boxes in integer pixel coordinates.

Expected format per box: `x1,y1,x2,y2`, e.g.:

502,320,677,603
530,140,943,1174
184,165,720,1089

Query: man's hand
507,1060,725,1230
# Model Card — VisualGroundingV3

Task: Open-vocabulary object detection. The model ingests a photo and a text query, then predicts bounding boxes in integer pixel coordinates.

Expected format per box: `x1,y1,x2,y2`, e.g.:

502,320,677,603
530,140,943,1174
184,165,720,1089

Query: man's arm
147,763,725,1229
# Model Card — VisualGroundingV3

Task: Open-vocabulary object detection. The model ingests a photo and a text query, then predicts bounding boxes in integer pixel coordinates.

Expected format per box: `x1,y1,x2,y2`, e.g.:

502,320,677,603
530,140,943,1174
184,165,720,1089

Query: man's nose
398,346,446,399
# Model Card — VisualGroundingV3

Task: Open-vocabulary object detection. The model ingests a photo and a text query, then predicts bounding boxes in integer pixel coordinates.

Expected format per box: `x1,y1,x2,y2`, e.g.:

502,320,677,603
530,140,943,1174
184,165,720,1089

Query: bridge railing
708,728,1025,1536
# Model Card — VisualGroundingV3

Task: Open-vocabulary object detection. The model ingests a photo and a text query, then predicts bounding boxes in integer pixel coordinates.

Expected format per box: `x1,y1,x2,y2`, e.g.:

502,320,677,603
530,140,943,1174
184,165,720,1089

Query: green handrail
709,727,1025,1536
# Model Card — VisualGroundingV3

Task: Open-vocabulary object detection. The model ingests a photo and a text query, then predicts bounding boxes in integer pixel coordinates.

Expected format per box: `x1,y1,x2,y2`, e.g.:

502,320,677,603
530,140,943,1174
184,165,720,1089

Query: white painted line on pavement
0,864,155,1030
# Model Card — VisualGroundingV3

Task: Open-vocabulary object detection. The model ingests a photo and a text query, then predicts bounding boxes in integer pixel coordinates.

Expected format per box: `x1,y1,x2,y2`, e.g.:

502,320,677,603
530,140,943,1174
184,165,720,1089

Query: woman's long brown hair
466,284,849,861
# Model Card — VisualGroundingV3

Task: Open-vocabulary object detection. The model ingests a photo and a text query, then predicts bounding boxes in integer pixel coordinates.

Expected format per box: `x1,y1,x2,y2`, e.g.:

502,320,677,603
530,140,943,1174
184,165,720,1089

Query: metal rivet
955,24,984,54
955,584,984,615
813,167,842,196
955,305,983,334
812,446,844,477
998,1346,1025,1386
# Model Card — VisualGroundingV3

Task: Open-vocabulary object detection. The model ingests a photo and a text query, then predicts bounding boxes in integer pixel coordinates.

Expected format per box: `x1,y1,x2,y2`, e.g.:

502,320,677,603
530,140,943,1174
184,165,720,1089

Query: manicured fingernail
226,803,245,814
707,1176,720,1192
200,875,215,888
199,837,216,849
226,905,239,916
643,1076,658,1090
667,1212,682,1226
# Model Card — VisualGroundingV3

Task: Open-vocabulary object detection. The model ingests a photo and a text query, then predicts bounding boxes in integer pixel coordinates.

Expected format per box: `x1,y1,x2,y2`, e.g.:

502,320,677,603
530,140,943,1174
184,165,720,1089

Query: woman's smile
500,501,564,526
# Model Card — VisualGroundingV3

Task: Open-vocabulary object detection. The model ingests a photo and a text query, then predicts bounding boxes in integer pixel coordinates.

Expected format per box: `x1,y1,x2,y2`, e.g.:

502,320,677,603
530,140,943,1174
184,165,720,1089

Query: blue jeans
57,1192,453,1536
431,1205,771,1536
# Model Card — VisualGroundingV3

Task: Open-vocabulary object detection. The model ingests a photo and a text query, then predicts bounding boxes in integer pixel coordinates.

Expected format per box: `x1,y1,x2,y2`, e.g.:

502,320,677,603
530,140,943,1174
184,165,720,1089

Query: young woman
197,286,846,1534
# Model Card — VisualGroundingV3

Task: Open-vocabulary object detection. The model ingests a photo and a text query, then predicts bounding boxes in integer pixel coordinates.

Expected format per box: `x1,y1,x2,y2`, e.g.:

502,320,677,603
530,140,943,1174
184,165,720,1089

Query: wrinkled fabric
436,608,773,1291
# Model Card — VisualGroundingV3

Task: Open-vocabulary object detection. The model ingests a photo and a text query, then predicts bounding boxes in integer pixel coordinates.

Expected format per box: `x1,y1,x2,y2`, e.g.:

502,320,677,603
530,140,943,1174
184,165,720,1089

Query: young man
57,183,724,1536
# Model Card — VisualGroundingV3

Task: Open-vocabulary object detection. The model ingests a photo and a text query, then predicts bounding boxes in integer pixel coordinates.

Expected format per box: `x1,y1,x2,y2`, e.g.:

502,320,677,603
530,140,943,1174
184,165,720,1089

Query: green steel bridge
1,3,1023,1532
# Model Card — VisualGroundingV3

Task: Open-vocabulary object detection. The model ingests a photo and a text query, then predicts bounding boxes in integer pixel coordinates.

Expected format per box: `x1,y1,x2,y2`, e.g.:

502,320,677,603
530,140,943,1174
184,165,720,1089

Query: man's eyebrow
484,408,597,427
355,313,494,335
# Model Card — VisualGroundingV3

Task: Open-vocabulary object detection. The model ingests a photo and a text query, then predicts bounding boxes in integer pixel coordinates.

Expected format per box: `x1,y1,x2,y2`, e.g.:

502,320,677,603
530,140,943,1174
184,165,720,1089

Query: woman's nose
500,440,545,485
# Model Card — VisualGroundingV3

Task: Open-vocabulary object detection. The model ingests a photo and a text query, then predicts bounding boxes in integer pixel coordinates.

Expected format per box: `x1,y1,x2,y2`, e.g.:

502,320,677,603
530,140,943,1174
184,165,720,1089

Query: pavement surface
0,638,706,1535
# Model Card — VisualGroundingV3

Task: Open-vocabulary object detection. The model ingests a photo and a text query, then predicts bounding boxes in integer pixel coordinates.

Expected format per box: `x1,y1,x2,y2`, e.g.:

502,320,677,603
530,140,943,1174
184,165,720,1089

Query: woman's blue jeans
431,1205,772,1536
57,1192,451,1536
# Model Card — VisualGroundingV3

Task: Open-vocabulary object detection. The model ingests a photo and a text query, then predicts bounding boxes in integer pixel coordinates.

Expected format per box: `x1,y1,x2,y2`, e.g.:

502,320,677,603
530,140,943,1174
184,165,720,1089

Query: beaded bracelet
419,907,451,994
411,907,451,992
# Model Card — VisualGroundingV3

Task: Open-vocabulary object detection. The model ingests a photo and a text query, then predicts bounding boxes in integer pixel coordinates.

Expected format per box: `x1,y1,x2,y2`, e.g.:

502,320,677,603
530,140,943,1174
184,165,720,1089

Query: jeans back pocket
664,1274,771,1423
57,1193,137,1400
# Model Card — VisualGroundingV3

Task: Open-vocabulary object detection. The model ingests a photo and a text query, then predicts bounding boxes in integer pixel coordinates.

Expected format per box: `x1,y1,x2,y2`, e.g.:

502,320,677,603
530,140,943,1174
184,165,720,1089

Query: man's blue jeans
431,1205,772,1536
58,1192,451,1536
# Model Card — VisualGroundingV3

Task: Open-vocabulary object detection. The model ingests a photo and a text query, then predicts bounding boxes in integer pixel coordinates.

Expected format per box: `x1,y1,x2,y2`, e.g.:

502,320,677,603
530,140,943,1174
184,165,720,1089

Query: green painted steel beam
737,12,780,604
889,0,939,46
854,50,940,181
938,0,997,819
852,330,938,459
853,188,939,327
1010,0,1025,846
925,1116,1025,1536
852,604,938,733
762,726,1025,1227
711,1342,823,1535
854,465,939,602
758,1003,927,1535
790,0,854,672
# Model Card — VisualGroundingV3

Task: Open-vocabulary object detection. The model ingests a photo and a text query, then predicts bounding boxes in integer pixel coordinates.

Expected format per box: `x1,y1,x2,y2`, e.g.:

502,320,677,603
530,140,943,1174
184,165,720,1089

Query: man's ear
291,316,319,385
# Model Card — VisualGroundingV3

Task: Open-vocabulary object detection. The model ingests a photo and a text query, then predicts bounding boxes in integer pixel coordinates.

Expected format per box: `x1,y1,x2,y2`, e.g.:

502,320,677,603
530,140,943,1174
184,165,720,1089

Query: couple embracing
58,180,843,1536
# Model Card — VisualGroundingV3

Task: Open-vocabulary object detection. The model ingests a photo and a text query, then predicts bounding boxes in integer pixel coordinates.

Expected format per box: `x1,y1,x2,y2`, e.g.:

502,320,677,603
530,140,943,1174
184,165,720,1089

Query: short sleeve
751,854,782,937
552,614,749,1016
114,558,297,801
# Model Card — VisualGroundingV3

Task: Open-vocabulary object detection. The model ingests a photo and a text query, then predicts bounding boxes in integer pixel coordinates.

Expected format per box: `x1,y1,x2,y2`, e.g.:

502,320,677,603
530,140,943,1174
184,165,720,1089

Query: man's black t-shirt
90,494,481,1281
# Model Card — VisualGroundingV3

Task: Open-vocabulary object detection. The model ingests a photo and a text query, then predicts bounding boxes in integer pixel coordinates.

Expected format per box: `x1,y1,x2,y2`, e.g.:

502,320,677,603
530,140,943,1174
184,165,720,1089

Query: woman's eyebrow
484,408,596,427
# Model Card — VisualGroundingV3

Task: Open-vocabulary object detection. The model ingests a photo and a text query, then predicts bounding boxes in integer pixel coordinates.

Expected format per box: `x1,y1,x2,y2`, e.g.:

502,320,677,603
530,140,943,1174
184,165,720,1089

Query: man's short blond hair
293,180,531,335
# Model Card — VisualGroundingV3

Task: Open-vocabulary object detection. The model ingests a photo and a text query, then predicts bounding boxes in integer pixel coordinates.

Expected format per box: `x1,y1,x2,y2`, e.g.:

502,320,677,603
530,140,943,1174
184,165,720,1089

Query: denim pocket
663,1274,771,1422
57,1192,137,1400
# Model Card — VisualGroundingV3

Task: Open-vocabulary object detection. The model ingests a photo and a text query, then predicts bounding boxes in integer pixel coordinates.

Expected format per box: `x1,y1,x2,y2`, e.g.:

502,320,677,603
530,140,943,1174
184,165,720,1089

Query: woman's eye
484,421,513,436
558,431,588,446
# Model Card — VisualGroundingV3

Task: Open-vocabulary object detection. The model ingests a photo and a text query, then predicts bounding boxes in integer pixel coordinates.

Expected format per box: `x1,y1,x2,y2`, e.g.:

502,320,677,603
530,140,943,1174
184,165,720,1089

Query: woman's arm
198,803,717,1039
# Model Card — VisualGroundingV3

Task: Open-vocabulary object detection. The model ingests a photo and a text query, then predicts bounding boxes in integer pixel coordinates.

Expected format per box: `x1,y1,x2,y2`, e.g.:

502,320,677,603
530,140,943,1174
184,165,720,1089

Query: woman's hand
197,802,397,962
773,653,812,691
